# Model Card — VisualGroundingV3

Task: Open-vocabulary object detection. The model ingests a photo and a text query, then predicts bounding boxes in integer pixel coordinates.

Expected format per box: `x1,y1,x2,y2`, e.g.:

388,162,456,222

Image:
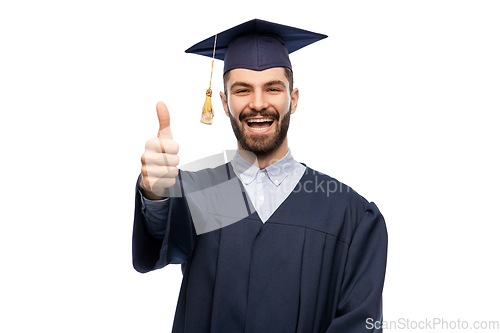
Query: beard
229,105,291,156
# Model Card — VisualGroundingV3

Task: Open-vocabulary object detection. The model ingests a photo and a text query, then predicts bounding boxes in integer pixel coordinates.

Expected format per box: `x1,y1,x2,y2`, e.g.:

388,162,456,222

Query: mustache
239,109,280,122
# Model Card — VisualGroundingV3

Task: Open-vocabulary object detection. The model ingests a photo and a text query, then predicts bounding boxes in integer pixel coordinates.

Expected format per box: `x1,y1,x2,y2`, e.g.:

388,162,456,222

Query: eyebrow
230,82,253,90
264,80,286,88
230,80,286,90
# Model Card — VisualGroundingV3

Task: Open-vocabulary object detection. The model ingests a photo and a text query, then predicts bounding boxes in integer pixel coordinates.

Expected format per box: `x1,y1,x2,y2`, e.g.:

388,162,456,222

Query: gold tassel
200,88,214,125
200,34,217,125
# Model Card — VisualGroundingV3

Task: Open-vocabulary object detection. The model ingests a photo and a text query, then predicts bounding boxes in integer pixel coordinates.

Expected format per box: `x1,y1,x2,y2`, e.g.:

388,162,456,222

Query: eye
233,88,250,94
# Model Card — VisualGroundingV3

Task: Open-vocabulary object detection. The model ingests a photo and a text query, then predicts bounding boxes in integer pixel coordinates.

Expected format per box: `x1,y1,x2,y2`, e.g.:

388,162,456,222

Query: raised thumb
156,101,173,139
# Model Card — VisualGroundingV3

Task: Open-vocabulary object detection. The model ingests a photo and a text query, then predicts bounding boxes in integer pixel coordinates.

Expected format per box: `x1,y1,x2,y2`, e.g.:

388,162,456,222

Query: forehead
226,67,288,88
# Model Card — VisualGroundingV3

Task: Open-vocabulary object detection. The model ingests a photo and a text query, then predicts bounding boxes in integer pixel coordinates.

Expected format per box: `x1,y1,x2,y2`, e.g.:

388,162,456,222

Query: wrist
139,174,167,200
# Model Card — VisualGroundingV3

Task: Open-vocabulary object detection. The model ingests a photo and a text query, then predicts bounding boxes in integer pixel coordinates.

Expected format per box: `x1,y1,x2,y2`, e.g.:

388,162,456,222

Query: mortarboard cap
185,19,328,74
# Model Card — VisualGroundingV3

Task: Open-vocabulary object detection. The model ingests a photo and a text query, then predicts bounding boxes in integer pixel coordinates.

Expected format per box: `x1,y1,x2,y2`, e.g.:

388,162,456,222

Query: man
133,19,388,332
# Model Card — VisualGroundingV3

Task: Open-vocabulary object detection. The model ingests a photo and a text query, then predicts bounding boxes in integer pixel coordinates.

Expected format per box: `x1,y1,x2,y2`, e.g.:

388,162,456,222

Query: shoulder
300,166,369,211
286,166,375,242
179,163,231,189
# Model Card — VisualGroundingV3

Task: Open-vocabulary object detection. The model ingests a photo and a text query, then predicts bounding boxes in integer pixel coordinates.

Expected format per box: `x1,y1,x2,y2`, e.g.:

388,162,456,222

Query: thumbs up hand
140,102,180,199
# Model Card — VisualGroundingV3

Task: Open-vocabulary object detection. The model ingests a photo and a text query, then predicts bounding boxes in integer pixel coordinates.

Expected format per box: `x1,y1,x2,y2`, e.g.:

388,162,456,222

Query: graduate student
133,19,388,333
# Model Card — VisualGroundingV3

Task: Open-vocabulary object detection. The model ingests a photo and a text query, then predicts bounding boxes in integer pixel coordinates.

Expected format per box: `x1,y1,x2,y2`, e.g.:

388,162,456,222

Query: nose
248,91,269,111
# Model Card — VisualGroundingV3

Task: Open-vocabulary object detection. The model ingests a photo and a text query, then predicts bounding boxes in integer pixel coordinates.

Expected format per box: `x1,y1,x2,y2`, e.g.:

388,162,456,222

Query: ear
290,88,299,114
220,91,230,117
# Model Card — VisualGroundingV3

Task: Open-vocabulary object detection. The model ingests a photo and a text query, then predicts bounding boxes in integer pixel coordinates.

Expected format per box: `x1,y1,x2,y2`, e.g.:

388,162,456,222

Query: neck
238,138,289,170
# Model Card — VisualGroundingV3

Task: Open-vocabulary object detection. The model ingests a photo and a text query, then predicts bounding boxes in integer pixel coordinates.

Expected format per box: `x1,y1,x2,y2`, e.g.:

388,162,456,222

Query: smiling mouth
245,118,275,131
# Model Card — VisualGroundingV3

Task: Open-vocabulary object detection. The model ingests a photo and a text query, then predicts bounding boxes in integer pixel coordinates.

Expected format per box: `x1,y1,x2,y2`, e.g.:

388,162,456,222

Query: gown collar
231,149,297,187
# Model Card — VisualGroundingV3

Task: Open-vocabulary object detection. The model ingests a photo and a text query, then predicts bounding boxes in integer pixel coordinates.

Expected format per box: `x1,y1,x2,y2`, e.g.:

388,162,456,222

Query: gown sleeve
132,173,198,273
326,202,388,332
139,190,170,239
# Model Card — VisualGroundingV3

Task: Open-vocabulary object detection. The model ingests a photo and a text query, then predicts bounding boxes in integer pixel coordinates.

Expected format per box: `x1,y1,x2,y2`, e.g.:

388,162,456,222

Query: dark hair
223,67,294,97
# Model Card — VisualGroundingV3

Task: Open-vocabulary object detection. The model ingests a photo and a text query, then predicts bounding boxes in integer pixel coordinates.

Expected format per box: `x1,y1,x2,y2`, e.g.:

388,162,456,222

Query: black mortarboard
187,19,327,125
185,18,328,74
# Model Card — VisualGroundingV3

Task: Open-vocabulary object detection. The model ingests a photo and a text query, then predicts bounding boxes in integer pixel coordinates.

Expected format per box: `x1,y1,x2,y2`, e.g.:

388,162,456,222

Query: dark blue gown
133,163,388,333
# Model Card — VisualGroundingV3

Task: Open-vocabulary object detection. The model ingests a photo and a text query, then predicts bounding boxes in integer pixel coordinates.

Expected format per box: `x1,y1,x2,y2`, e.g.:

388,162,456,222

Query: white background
1,1,499,332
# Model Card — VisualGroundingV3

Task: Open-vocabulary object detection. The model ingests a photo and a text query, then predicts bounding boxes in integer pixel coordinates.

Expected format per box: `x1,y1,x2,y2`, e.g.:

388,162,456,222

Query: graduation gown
133,163,388,333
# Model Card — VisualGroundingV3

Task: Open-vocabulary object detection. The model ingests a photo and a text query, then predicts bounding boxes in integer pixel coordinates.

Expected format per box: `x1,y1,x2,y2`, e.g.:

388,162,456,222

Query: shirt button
274,179,279,185
260,172,266,177
245,178,251,183
259,195,264,201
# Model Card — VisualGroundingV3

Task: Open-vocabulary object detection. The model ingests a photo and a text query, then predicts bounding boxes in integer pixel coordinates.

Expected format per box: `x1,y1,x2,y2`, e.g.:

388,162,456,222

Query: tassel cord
201,34,217,125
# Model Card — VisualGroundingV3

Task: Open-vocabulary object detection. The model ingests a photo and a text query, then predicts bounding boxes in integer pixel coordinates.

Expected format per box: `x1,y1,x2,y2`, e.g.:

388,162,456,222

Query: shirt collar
231,149,297,187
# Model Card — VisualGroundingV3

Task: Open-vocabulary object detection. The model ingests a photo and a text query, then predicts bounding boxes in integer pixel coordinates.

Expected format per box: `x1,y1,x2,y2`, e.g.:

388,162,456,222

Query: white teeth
250,127,269,131
247,118,273,123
